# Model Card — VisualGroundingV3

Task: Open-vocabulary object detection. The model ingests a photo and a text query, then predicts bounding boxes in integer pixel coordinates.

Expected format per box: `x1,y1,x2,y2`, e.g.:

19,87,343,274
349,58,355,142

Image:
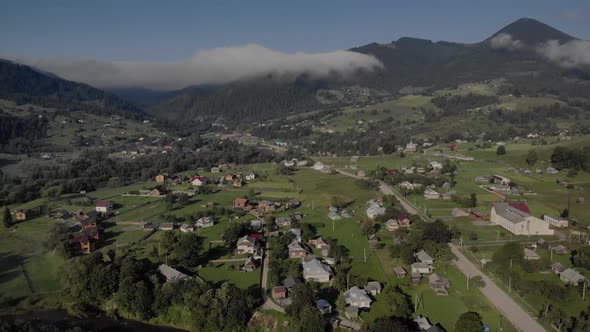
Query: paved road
260,240,285,313
450,244,545,332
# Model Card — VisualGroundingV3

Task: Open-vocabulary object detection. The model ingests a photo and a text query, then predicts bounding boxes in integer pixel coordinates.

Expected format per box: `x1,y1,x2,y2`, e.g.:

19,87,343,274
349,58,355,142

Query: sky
1,0,589,61
1,0,589,90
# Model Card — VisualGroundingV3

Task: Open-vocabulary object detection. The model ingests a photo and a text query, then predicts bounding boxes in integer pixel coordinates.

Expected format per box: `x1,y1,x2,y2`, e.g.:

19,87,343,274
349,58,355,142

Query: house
550,262,566,274
302,258,332,282
80,217,98,230
428,273,451,295
309,237,330,249
233,197,250,210
148,187,166,196
411,272,422,284
490,202,554,236
243,257,259,272
344,306,359,319
423,188,440,200
95,200,113,213
245,173,256,181
415,250,434,265
258,200,274,212
398,214,411,227
551,245,568,255
543,215,569,228
386,219,400,231
232,179,243,187
286,198,301,209
393,266,407,279
225,174,236,181
546,167,559,174
411,262,433,274
155,174,167,183
71,234,95,254
560,268,586,286
491,174,511,185
328,211,342,220
275,216,292,228
159,223,174,231
158,264,190,283
404,141,417,153
448,143,459,151
272,286,287,300
344,286,372,308
366,281,382,296
14,209,27,221
368,234,380,249
180,224,195,233
250,219,263,230
190,176,207,186
316,299,332,315
210,167,220,173
196,217,214,228
288,240,308,258
399,181,415,190
523,248,540,260
283,276,302,290
366,200,386,219
429,161,443,170
236,235,256,254
290,228,302,242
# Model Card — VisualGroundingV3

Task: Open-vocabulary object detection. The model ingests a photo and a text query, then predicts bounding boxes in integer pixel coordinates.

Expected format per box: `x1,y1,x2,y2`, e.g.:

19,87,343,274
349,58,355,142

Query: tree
382,285,413,318
174,233,203,268
3,207,12,228
572,247,590,269
496,145,506,155
297,305,326,332
469,193,477,208
526,149,538,166
455,311,484,332
360,219,376,235
364,316,414,332
222,222,247,247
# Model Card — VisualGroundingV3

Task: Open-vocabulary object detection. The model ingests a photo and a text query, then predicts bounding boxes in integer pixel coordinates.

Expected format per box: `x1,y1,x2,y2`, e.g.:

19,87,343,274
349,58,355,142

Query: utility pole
496,230,500,241
584,281,587,300
332,219,335,232
508,276,512,293
364,248,367,263
467,273,470,290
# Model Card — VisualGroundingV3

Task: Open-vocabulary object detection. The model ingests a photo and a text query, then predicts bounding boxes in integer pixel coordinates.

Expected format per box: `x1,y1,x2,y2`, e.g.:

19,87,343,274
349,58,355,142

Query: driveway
450,244,545,332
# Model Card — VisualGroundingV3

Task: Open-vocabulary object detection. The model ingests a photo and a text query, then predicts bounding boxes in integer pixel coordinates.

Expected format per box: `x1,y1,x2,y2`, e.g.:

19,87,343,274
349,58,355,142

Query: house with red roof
190,176,207,186
95,200,113,213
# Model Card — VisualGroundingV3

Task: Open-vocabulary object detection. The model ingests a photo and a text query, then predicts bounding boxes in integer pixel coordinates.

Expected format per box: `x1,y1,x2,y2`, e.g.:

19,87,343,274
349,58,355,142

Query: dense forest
0,112,48,148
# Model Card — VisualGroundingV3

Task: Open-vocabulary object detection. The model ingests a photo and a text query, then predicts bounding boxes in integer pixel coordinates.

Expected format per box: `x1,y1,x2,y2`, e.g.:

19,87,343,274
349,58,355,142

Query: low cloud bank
489,33,523,50
8,44,383,90
537,39,590,68
489,33,590,68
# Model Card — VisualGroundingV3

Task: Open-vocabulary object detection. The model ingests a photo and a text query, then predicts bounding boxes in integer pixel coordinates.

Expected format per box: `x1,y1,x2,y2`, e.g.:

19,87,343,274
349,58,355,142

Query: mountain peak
491,17,576,45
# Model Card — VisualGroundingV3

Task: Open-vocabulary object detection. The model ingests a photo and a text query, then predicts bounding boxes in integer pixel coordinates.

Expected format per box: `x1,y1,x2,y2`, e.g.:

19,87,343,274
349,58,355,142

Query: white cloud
537,39,590,68
6,44,383,90
489,33,523,50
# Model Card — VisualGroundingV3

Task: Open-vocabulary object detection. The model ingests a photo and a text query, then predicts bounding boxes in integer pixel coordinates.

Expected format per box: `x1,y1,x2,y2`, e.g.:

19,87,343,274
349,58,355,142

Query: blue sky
1,0,589,61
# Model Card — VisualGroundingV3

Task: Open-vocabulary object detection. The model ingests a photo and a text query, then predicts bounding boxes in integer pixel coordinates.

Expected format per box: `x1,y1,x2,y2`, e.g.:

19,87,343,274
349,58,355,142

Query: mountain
105,87,188,107
145,17,590,125
146,78,323,122
489,17,575,45
0,60,146,120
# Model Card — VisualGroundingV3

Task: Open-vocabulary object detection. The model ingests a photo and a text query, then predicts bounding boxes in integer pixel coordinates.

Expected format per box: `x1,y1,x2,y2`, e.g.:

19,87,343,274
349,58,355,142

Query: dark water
2,309,187,331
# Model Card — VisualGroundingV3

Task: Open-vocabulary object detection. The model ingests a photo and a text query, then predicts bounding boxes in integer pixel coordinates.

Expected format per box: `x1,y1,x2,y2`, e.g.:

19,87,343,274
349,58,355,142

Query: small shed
393,266,407,279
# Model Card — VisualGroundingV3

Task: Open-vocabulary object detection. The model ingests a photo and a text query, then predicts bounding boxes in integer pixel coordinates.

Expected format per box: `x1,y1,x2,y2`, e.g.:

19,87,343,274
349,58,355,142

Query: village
4,134,590,332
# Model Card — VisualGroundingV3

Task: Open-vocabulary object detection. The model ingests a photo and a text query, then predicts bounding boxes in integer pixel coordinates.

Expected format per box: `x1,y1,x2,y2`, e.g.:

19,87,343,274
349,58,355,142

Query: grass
198,263,261,289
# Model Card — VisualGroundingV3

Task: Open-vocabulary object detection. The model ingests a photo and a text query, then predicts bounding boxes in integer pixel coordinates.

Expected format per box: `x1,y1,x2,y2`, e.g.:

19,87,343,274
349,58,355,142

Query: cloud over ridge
8,44,383,90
